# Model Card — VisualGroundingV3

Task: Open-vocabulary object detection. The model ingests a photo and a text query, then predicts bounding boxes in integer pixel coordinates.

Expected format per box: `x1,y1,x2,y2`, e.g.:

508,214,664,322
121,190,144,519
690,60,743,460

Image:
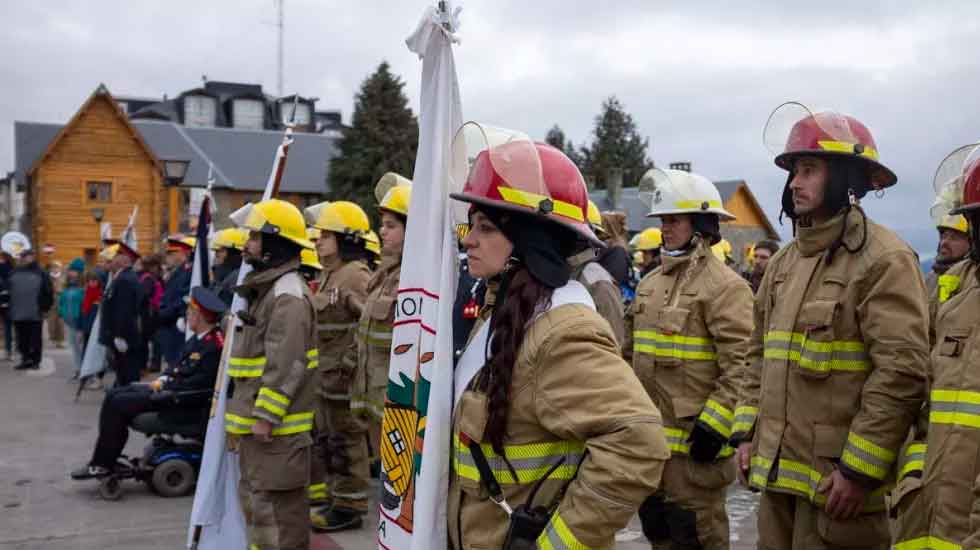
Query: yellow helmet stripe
675,199,722,210
817,140,880,161
497,187,585,222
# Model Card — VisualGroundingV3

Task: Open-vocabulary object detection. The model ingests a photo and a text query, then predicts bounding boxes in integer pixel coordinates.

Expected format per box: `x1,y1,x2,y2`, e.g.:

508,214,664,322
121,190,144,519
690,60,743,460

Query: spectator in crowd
8,250,53,370
0,252,12,360
743,239,780,293
47,260,66,348
136,254,164,372
59,258,86,375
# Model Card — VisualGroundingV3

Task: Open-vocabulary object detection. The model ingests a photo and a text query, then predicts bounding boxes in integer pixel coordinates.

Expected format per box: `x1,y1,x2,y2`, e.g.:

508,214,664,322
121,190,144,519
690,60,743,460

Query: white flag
378,5,463,549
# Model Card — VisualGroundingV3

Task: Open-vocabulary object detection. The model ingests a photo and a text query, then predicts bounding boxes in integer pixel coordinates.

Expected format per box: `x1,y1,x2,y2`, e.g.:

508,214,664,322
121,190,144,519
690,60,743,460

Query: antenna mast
277,0,284,96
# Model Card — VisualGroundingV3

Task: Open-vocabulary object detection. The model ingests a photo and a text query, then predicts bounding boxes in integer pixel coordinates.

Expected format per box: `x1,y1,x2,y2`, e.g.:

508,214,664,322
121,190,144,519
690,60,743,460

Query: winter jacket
58,283,84,330
734,208,929,512
891,259,980,548
348,252,401,421
159,327,223,425
224,259,317,439
312,256,370,401
568,248,625,346
449,281,670,550
8,262,53,321
625,241,753,463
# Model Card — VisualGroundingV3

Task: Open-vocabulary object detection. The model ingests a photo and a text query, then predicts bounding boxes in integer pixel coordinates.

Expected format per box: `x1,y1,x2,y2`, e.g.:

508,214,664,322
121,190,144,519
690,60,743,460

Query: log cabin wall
29,95,163,265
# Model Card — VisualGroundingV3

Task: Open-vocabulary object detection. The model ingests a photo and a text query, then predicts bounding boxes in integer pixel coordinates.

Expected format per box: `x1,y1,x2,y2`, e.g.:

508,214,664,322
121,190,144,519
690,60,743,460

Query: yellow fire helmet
166,235,197,253
210,228,249,251
587,200,608,238
937,213,969,234
304,200,371,238
300,248,322,271
375,172,413,217
634,227,663,251
711,238,733,262
229,198,315,250
364,230,381,257
99,244,120,261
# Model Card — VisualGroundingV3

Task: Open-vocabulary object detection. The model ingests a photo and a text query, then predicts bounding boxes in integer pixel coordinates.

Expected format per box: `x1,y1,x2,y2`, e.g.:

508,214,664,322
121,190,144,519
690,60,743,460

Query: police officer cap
190,287,227,318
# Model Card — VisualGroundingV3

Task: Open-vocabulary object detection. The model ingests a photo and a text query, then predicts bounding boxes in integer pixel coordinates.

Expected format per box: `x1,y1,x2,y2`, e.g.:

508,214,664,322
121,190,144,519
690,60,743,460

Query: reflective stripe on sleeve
898,443,927,480
255,387,291,420
749,454,887,512
224,412,313,435
732,406,758,436
663,427,734,458
840,432,896,481
306,348,319,369
697,399,734,440
537,512,589,550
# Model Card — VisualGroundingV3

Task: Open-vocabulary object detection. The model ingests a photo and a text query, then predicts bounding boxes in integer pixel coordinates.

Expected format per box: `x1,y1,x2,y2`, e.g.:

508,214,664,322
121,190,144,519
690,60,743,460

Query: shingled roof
13,119,337,194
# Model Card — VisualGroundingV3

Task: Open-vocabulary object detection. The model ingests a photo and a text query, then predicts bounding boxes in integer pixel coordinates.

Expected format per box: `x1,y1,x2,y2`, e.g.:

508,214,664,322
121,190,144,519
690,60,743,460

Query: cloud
2,0,979,253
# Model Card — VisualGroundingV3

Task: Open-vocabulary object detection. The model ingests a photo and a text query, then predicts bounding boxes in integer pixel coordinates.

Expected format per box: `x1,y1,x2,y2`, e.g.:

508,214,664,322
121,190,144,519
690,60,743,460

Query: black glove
688,422,726,463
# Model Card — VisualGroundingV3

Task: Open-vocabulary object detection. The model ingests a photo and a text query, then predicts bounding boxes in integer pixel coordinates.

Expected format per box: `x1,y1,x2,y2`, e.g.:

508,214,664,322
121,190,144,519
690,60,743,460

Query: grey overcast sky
2,1,979,253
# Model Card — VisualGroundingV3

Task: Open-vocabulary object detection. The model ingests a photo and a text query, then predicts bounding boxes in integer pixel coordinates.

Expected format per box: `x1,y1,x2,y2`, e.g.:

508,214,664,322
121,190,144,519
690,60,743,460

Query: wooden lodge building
13,83,340,265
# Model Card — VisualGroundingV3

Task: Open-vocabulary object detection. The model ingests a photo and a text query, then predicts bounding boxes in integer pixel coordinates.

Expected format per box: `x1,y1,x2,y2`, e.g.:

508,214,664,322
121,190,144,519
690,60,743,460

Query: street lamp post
90,207,104,266
161,160,190,237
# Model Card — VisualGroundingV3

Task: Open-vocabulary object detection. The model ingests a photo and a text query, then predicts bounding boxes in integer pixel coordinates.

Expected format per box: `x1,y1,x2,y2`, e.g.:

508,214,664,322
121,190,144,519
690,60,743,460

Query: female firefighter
447,124,669,550
332,174,412,532
302,200,375,532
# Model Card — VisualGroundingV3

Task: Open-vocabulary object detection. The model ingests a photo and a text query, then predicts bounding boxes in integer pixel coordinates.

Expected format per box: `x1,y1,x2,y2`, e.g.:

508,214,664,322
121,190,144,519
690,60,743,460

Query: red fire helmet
952,154,980,216
765,102,897,194
449,123,599,246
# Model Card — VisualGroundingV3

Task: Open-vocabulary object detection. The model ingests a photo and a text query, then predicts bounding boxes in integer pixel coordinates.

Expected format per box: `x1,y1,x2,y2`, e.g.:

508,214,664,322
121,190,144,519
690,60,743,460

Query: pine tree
580,96,652,189
327,61,419,223
544,124,584,170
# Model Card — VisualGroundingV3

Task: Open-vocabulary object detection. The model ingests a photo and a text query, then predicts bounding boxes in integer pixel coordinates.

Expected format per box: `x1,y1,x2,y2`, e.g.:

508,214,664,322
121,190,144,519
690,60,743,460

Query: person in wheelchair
71,287,226,480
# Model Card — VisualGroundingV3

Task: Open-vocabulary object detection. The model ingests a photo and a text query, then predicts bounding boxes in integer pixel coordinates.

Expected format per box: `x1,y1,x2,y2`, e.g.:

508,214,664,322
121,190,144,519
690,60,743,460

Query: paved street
0,343,758,549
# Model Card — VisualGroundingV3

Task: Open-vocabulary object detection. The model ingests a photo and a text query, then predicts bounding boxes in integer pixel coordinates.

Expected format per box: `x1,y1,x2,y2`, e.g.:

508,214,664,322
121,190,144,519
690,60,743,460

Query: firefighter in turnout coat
624,168,753,550
224,199,318,550
302,200,373,532
733,104,929,549
892,145,980,549
447,128,669,550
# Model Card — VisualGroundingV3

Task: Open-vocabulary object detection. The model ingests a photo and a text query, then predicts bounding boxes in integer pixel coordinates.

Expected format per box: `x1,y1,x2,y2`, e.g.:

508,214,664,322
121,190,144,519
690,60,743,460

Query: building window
87,181,112,202
281,102,311,126
184,95,217,128
232,99,265,129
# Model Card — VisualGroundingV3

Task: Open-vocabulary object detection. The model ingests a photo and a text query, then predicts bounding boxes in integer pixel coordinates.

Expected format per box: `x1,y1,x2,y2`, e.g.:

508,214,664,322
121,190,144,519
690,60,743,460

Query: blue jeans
67,324,83,372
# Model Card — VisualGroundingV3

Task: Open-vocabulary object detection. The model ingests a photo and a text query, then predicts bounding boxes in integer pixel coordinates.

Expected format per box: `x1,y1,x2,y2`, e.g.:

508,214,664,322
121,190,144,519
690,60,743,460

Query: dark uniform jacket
160,328,223,424
159,263,192,328
99,267,147,350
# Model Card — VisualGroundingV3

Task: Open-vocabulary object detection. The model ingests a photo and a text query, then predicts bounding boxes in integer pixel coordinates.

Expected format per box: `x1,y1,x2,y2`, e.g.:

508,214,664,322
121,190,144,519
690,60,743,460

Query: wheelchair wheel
99,477,123,501
151,459,196,497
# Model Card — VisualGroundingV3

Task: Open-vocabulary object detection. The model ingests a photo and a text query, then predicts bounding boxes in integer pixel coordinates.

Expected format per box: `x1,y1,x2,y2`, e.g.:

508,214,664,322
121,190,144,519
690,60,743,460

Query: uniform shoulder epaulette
204,329,224,348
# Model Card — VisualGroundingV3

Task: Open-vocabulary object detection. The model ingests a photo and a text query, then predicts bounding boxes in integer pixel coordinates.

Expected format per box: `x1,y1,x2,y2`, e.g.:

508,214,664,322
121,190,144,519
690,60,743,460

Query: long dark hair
478,266,553,454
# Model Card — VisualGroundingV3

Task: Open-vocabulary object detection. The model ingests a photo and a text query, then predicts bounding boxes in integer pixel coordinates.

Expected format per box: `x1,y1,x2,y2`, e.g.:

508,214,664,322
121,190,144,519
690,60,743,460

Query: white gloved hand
113,337,128,353
176,317,186,333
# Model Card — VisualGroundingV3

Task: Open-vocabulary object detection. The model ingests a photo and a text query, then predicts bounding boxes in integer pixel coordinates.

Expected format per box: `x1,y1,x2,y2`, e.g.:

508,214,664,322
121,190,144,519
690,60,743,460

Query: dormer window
184,95,216,127
233,99,264,129
281,102,311,127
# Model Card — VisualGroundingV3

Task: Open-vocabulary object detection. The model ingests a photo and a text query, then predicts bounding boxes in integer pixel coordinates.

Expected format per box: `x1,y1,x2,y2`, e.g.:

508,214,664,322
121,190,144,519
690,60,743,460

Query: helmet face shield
230,203,265,234
934,143,980,218
450,121,598,245
764,101,896,192
639,167,735,220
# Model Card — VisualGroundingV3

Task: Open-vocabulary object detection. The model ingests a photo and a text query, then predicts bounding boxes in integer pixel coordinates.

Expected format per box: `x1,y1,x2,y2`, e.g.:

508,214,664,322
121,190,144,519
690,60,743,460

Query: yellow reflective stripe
350,396,385,420
228,356,267,378
633,330,717,361
764,331,870,372
255,387,290,419
224,412,313,435
306,348,319,369
497,186,586,222
453,434,585,484
893,536,963,550
817,140,880,161
938,275,961,303
840,432,896,481
697,399,734,440
899,442,927,479
930,389,980,429
537,512,589,550
662,427,734,458
732,406,758,435
308,483,329,500
675,199,722,210
750,454,888,511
